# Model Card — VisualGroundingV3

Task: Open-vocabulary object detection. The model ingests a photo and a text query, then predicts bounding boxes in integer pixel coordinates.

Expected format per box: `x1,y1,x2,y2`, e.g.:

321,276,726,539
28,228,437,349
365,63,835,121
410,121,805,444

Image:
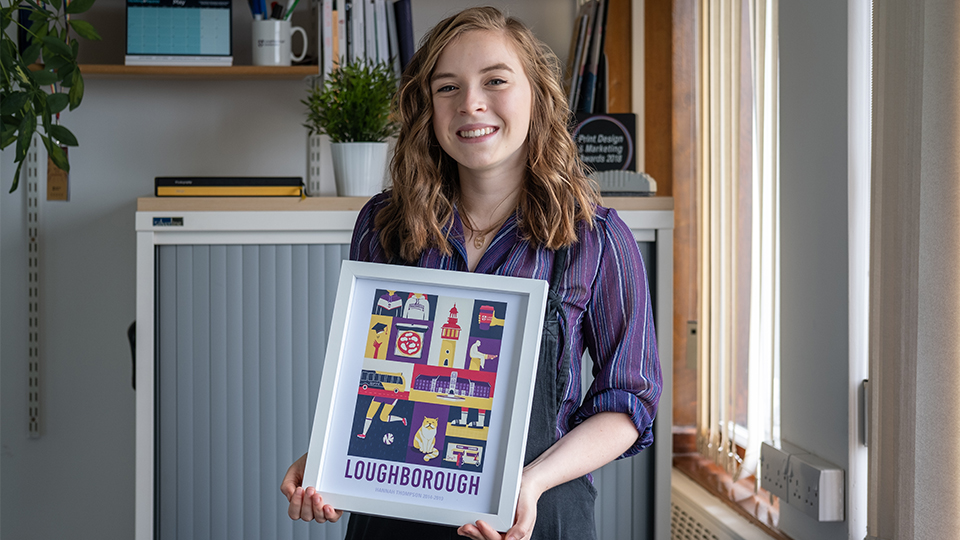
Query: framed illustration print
303,260,549,530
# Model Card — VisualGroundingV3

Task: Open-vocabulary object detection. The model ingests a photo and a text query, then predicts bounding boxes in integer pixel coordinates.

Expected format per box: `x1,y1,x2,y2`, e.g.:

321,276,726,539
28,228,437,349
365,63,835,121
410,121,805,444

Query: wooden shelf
78,64,319,80
137,196,370,212
137,195,674,212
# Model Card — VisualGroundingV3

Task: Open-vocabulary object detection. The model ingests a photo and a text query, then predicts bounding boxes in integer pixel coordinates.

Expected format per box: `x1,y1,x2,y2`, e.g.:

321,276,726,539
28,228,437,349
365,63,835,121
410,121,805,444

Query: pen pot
330,142,389,196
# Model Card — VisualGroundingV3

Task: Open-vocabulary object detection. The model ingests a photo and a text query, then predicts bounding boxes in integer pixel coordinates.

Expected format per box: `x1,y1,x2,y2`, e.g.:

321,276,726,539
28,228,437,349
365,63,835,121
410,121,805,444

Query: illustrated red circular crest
397,331,422,356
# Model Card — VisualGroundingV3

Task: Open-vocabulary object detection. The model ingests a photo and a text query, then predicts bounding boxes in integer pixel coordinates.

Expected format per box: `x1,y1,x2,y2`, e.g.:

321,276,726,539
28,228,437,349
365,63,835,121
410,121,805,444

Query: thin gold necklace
460,186,521,250
462,214,509,249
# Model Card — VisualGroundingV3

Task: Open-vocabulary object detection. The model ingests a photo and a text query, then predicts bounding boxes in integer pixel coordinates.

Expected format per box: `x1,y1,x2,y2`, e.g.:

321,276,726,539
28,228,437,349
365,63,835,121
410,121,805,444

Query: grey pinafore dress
344,248,598,539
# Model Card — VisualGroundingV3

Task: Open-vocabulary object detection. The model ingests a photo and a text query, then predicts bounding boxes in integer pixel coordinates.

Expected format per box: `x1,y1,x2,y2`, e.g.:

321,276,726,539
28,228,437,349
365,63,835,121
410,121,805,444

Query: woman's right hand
281,453,344,523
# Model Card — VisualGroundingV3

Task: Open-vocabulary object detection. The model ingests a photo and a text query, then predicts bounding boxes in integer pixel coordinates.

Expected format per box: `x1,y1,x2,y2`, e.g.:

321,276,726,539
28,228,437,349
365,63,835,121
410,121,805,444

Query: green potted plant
1,0,101,192
302,57,398,196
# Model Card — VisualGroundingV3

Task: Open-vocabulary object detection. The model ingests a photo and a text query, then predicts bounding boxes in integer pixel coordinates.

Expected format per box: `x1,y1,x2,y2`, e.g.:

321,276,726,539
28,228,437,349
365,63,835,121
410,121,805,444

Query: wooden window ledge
673,453,794,540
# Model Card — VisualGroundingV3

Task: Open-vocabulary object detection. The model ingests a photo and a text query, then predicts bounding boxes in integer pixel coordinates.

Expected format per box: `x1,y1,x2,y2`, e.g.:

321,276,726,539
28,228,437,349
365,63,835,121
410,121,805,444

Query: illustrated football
383,433,394,445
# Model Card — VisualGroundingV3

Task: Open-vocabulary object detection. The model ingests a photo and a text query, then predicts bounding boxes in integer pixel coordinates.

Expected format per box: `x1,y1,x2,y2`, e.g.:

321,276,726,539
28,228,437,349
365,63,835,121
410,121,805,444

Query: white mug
252,19,307,66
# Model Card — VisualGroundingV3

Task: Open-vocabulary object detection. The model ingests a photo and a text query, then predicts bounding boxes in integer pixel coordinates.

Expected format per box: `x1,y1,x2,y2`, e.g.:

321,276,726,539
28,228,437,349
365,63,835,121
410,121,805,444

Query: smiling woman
280,7,662,540
429,30,532,264
429,32,532,182
378,6,600,265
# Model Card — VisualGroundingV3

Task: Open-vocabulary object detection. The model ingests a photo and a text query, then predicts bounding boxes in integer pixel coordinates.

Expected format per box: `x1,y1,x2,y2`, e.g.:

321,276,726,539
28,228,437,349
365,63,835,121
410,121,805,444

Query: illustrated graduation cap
371,322,388,334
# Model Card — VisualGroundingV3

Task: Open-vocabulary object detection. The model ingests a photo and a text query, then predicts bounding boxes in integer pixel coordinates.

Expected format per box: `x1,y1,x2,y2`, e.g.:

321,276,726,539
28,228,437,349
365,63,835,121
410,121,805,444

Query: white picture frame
303,260,549,530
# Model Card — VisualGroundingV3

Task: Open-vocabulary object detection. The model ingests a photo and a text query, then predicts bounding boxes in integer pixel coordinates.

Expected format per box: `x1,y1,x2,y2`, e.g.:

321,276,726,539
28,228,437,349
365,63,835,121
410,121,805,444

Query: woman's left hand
458,412,638,539
457,473,543,540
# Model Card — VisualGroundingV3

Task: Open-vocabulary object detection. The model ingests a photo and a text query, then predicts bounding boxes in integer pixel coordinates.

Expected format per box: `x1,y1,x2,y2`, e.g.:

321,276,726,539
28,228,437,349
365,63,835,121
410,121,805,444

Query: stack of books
565,0,610,115
155,177,304,197
315,0,414,80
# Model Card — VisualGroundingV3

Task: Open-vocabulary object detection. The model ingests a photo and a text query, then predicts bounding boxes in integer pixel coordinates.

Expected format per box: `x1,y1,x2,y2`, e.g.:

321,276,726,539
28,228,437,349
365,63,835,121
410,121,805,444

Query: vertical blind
697,0,779,479
157,244,350,540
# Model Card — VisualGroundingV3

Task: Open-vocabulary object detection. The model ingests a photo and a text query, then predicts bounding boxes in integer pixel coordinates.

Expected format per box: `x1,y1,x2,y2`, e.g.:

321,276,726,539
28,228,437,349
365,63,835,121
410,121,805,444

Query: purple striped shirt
350,192,661,457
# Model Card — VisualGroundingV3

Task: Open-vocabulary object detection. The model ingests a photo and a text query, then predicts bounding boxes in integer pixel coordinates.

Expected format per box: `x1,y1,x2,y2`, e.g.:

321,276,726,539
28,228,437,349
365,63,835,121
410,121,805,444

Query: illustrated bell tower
439,304,461,367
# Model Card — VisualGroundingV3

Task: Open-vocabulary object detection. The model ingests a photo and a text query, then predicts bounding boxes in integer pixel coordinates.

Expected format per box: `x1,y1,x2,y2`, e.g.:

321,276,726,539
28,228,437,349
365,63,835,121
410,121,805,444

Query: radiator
671,469,774,540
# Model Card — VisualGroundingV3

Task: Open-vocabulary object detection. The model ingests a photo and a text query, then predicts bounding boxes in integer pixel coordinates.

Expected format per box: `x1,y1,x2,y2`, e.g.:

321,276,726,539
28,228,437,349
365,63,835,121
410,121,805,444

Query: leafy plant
302,58,399,143
0,0,101,192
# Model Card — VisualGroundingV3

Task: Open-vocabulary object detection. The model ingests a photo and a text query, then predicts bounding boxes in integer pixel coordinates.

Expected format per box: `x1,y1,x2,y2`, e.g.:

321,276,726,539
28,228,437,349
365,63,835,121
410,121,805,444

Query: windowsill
673,451,793,540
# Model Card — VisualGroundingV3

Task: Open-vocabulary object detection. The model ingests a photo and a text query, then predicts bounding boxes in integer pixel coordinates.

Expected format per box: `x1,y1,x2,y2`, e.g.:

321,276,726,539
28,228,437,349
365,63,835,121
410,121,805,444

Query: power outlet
787,458,804,505
759,442,790,501
789,452,844,522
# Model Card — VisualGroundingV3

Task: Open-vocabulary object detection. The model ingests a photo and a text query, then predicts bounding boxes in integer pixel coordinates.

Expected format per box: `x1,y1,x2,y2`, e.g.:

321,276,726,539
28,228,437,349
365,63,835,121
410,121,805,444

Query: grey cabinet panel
154,240,657,540
156,244,351,540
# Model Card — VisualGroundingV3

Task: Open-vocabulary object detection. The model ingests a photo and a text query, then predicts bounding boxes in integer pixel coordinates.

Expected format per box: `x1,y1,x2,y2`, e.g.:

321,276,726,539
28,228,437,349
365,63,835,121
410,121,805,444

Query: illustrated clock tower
439,304,461,367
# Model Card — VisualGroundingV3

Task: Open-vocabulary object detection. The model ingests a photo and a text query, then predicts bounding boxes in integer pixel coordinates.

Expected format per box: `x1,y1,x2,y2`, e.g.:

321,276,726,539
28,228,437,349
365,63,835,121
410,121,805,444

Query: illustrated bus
359,369,405,393
445,442,483,467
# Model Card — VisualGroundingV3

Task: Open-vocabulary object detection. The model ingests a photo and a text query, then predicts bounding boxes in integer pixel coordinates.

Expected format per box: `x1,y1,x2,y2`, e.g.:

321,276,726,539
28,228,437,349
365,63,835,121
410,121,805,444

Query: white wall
0,3,575,539
779,1,858,539
0,78,313,540
867,1,960,537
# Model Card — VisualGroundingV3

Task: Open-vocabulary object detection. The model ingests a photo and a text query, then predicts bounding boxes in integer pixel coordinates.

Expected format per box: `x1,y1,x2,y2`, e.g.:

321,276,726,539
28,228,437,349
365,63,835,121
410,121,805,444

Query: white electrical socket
759,442,790,500
788,452,844,522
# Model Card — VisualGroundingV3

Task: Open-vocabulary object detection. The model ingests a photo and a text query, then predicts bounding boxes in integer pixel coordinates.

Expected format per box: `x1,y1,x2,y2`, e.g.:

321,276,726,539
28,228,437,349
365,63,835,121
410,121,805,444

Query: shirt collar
440,205,522,273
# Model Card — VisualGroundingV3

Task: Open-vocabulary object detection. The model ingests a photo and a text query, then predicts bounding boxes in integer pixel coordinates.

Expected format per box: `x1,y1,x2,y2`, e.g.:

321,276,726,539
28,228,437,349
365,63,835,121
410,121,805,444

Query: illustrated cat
413,417,439,461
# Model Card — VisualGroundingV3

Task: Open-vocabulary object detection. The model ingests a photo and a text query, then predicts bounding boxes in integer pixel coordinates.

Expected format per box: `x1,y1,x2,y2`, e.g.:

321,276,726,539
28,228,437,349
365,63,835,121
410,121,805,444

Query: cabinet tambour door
155,244,350,540
153,241,657,540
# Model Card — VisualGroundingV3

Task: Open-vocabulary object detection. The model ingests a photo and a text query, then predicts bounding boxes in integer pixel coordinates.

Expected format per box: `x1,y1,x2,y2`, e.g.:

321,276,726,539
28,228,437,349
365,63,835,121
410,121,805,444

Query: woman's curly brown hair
376,6,599,262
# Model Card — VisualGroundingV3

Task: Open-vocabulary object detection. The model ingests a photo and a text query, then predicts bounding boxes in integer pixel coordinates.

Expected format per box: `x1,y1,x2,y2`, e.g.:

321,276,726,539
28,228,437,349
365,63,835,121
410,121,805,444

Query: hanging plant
0,0,101,192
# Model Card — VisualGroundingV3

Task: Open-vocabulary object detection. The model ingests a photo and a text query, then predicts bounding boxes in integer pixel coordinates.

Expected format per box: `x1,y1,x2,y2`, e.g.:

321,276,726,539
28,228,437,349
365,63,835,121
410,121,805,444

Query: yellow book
155,177,304,197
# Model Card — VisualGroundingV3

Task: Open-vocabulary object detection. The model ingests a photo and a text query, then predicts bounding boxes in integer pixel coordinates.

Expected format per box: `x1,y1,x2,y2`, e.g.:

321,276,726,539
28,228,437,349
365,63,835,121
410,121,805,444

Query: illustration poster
347,290,506,471
328,288,509,507
305,262,547,528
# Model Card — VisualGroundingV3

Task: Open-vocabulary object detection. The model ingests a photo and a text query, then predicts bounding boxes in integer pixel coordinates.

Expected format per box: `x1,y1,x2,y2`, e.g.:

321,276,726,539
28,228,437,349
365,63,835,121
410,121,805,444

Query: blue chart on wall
126,0,232,57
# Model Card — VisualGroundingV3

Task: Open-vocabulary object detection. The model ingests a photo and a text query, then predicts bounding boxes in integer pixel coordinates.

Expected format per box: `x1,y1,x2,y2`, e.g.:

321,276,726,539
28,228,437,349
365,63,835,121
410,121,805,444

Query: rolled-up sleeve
572,209,662,458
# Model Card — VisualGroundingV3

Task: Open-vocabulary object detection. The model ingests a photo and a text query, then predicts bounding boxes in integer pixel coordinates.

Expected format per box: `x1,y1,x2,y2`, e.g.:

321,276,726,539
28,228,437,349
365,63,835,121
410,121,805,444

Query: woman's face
430,30,533,182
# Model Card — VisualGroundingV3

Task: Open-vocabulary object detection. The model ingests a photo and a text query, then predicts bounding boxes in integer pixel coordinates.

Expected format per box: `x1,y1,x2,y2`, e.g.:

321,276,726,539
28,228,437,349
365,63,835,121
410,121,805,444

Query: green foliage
0,0,100,192
302,58,399,143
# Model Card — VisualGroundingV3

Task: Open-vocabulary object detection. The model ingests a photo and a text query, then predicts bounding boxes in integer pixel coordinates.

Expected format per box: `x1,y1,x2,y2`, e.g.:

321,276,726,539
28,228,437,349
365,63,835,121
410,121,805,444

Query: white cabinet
135,197,673,540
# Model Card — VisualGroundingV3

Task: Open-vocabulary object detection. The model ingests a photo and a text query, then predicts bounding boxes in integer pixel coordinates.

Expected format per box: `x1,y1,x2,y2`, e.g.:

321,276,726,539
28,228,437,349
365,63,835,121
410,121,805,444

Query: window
694,0,779,485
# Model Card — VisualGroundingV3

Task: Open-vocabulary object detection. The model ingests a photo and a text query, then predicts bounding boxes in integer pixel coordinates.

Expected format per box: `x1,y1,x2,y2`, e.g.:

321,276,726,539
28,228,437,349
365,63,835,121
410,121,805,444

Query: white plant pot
330,142,389,197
